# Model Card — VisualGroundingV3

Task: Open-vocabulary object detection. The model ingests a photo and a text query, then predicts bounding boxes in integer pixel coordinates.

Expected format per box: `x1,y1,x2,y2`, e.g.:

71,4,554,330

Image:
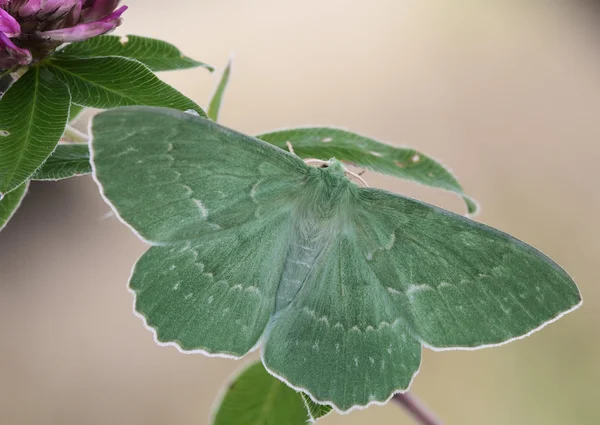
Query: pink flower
0,0,127,70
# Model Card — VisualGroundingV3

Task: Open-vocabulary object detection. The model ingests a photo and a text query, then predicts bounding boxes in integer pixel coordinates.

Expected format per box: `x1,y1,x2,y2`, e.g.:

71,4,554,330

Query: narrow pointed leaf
0,181,29,231
57,35,213,72
207,58,232,122
212,362,320,425
32,143,90,180
257,128,478,215
0,67,71,195
46,56,205,116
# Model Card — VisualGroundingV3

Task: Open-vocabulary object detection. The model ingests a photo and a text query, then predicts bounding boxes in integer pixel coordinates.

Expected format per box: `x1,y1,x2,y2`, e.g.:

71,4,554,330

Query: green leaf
207,58,232,122
46,56,205,116
0,181,29,231
257,128,478,215
32,143,90,181
302,393,333,421
212,362,324,425
57,35,213,72
91,106,581,412
0,66,71,195
68,104,85,122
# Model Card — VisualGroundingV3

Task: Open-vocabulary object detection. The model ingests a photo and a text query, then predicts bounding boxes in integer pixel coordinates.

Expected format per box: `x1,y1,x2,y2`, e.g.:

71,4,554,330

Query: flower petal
0,32,32,67
19,0,42,17
38,4,126,42
0,8,21,37
81,0,119,22
40,0,79,18
64,0,82,27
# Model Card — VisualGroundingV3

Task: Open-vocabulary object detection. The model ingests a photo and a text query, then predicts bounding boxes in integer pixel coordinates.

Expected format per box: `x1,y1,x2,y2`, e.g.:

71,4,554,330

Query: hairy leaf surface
46,56,204,115
212,362,329,425
0,181,28,231
0,67,70,194
57,35,213,72
91,107,581,412
32,143,90,180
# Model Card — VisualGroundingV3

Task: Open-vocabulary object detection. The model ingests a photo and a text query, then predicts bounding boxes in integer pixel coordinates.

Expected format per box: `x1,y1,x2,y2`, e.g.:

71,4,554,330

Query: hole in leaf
119,35,129,45
0,130,10,137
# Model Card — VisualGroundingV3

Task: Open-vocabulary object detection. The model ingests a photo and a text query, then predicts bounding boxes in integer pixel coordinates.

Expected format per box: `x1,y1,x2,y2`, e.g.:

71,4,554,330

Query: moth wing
262,231,422,412
91,106,307,243
353,188,582,349
91,107,308,356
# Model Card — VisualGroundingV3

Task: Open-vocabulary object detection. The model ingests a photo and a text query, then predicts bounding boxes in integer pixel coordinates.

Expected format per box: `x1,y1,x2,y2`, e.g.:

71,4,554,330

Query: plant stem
392,393,443,425
63,125,89,143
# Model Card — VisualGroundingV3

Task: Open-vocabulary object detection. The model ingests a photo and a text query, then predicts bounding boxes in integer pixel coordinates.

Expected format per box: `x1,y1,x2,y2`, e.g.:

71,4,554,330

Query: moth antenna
286,141,296,155
358,169,366,176
345,169,370,187
304,158,329,167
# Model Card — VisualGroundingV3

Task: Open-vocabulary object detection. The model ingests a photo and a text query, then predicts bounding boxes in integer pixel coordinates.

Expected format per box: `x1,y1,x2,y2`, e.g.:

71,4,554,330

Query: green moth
90,106,581,413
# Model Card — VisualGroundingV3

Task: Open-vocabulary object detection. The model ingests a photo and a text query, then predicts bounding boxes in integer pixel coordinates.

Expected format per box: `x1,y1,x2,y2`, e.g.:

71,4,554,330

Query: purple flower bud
39,0,80,19
0,8,20,37
1,0,127,70
39,4,126,42
18,0,42,17
81,0,119,22
0,32,32,67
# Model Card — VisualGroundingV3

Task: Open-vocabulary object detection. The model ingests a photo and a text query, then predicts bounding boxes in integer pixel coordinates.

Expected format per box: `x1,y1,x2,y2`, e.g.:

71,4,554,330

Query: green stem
63,125,89,143
393,393,443,425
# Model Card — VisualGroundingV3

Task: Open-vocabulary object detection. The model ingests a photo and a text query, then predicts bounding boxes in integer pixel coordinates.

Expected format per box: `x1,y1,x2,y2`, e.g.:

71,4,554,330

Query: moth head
324,158,346,176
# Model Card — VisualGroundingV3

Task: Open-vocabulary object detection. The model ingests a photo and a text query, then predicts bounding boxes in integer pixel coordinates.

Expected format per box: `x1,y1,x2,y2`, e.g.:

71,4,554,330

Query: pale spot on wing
193,199,208,218
354,357,359,367
169,265,176,271
245,286,260,294
369,151,383,157
369,357,375,365
411,154,421,163
312,342,319,351
394,160,405,168
184,293,193,300
334,322,344,330
182,185,192,196
116,146,138,156
384,233,396,250
172,282,180,290
317,316,330,325
207,295,214,304
322,137,333,143
231,284,243,291
437,282,452,289
387,287,401,295
250,180,262,203
167,143,173,152
406,284,433,297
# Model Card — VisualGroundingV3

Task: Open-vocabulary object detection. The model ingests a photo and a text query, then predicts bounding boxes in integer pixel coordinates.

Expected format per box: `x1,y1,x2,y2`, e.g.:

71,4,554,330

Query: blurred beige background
1,1,599,424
